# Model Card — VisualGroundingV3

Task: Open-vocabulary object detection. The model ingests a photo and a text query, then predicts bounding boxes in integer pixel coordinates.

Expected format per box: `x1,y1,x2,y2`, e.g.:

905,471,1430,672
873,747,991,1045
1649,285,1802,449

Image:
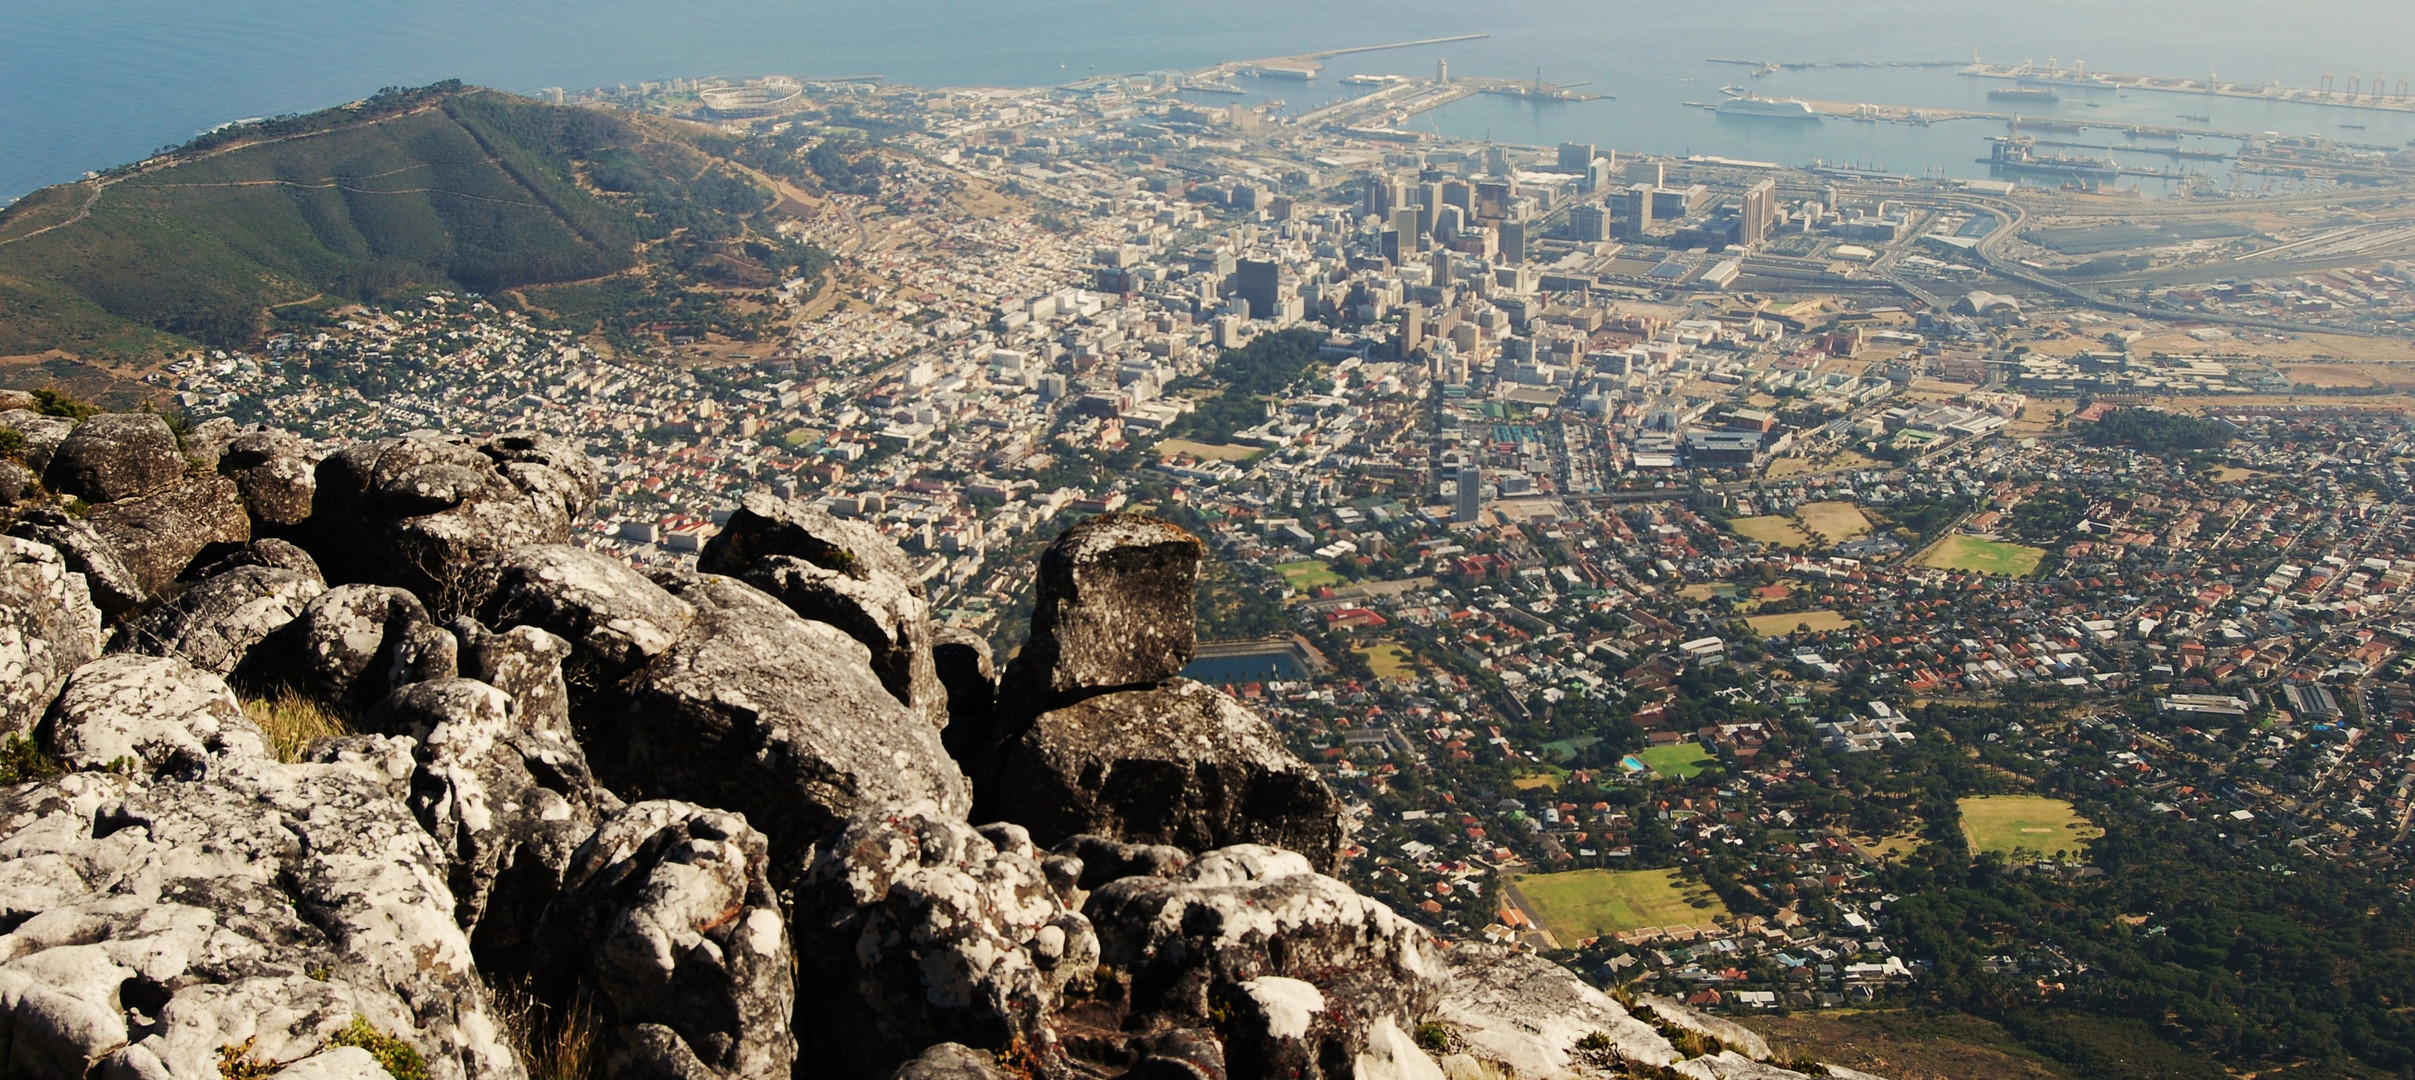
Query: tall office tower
1588,156,1617,193
1362,174,1391,218
1434,204,1466,239
1419,182,1444,232
1485,145,1511,175
1621,183,1657,238
1556,141,1597,174
1442,179,1473,213
1474,180,1514,220
1402,303,1426,355
1741,178,1777,247
1624,160,1664,187
1499,219,1528,263
1236,258,1281,319
1456,463,1483,523
1390,206,1424,254
1567,202,1610,242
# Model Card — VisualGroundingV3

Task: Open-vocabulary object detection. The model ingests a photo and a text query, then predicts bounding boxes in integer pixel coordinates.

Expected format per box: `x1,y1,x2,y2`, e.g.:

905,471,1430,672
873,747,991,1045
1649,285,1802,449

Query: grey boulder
42,412,184,503
82,472,252,595
112,541,327,677
6,508,147,617
0,409,75,472
889,1043,1016,1080
533,800,795,1080
972,679,1342,872
39,654,264,778
584,573,969,868
794,803,1097,1078
701,493,944,725
0,535,104,736
466,544,694,689
0,757,527,1079
1011,514,1201,698
220,427,320,530
271,584,440,709
308,432,597,617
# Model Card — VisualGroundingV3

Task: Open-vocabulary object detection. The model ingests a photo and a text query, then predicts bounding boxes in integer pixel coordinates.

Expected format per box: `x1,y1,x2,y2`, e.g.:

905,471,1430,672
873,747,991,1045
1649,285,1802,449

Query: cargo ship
1989,87,2058,103
1717,95,1820,119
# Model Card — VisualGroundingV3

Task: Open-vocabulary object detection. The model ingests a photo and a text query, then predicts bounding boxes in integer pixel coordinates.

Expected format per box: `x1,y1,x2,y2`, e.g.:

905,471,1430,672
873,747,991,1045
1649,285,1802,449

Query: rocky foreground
0,399,1867,1080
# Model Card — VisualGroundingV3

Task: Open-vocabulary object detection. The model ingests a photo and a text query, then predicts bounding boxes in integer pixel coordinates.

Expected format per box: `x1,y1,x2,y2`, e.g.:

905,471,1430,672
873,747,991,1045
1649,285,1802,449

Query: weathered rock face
269,584,440,709
973,679,1342,871
933,628,997,735
534,801,795,1080
0,409,76,473
82,472,252,596
700,493,945,725
1426,947,1691,1077
1070,847,1441,1079
5,508,147,617
219,428,319,530
362,674,612,976
112,541,328,677
466,544,694,690
0,459,36,505
0,758,526,1080
1012,514,1201,699
0,535,104,736
39,654,264,778
308,433,597,617
585,573,969,868
456,619,577,741
888,1043,1016,1080
794,802,1098,1078
41,412,185,504
1048,833,1192,892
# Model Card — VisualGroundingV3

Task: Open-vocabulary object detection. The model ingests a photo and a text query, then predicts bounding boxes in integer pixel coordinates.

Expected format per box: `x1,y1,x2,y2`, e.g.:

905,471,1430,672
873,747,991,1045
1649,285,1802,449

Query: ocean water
7,0,2415,201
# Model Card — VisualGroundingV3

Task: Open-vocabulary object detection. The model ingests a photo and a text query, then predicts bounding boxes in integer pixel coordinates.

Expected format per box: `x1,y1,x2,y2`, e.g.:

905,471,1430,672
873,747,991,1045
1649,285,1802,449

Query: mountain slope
0,83,783,358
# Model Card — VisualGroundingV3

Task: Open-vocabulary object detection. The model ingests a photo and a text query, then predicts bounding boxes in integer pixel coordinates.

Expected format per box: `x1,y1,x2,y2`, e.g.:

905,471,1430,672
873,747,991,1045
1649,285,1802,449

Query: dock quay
1963,62,2415,115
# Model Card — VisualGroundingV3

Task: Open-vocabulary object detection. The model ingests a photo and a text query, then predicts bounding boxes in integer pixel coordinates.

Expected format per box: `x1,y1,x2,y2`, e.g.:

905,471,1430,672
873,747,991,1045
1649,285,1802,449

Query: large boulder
219,427,320,531
793,802,1097,1078
308,432,597,617
0,535,104,736
584,573,969,869
972,679,1342,871
38,654,264,778
0,459,36,506
456,619,577,741
889,1044,1017,1080
267,584,440,709
112,540,327,677
362,675,612,975
701,494,944,725
533,801,795,1080
1427,946,1680,1075
466,544,694,690
43,412,186,503
934,627,997,736
1069,847,1441,1079
0,409,75,473
0,755,527,1079
82,473,252,595
7,508,148,616
1010,514,1201,699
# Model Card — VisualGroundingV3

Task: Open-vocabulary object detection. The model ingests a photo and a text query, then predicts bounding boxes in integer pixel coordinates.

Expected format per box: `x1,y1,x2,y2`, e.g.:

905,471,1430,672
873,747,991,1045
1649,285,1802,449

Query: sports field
1745,610,1857,636
1156,438,1261,462
1957,796,2101,859
1356,641,1416,679
1509,868,1730,941
1637,742,1715,778
1274,560,1342,589
1797,501,1874,543
1919,535,2047,577
1729,516,1812,547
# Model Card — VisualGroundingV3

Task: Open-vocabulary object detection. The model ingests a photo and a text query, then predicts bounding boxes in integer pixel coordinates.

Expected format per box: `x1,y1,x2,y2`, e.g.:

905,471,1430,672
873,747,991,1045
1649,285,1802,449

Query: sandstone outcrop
308,433,596,616
39,654,263,778
585,572,969,868
217,427,319,531
466,543,694,690
112,540,326,677
0,409,75,472
0,535,104,736
7,508,148,617
1010,513,1202,698
534,801,794,1080
700,493,945,725
42,412,184,504
82,473,253,596
793,802,1097,1077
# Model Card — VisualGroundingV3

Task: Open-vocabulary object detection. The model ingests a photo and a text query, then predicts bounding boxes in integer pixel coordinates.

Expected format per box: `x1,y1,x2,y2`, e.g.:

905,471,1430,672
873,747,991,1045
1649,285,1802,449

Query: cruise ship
1717,95,1819,119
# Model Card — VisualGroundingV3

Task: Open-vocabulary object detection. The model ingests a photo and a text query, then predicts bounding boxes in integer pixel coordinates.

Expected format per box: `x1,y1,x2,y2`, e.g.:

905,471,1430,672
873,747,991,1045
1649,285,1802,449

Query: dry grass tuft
243,692,353,763
488,981,602,1080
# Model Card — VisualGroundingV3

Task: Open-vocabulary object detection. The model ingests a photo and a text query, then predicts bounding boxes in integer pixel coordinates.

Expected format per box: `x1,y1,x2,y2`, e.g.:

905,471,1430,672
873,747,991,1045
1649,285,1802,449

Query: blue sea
8,0,2415,201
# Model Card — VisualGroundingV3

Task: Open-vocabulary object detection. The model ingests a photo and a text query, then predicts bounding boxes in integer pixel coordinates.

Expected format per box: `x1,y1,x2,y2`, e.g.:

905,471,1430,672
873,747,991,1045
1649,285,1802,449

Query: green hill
0,82,819,361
